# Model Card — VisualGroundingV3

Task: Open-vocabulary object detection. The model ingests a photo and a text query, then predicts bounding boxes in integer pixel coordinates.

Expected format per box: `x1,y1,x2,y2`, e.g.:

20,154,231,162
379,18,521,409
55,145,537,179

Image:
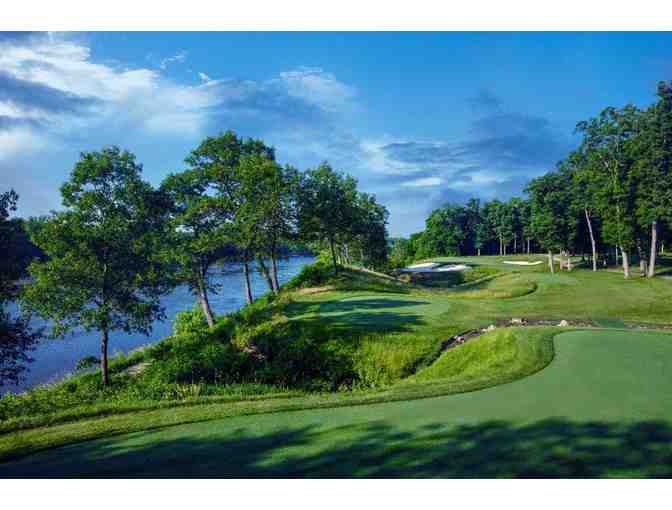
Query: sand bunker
402,262,469,273
502,260,543,266
406,262,441,269
436,264,469,272
402,262,442,272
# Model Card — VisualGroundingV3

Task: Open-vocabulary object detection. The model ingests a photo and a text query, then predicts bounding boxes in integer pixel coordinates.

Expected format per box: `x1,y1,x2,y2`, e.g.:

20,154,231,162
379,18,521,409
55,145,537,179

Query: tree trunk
584,208,598,272
270,253,280,293
329,236,338,274
566,253,572,271
621,246,630,279
257,256,274,292
615,246,619,265
648,220,658,278
197,277,215,327
477,248,481,256
527,238,530,254
548,251,555,274
243,260,253,305
101,327,109,386
514,236,517,254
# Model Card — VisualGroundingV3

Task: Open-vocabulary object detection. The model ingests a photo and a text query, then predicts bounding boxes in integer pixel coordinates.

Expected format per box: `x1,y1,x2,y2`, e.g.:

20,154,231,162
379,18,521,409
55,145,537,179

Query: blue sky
1,31,671,235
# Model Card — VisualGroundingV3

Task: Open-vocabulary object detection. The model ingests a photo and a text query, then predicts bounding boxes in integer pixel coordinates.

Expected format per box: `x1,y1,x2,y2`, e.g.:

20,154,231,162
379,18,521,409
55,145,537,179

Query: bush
285,260,334,289
75,355,100,371
173,305,208,336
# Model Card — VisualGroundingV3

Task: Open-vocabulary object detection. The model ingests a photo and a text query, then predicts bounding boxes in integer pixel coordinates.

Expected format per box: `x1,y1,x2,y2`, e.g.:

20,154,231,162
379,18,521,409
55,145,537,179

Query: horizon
2,31,671,236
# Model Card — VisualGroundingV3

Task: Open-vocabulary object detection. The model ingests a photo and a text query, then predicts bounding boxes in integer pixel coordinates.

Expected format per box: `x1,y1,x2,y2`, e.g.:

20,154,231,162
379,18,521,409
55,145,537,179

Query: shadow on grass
3,418,672,478
301,310,427,337
286,298,430,336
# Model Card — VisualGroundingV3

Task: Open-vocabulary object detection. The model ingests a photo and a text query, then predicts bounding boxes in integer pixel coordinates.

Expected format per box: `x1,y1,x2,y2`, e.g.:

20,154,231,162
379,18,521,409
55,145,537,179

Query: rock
558,320,569,327
485,324,496,332
510,318,524,324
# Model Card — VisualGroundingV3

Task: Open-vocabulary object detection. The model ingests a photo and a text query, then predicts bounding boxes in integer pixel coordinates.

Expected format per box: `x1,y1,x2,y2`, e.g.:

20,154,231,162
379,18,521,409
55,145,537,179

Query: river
2,256,314,395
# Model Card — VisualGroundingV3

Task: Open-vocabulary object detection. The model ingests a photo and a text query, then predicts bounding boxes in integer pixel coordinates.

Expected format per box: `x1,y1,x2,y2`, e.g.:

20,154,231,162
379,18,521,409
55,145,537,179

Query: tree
232,154,291,303
254,164,300,293
422,204,469,256
483,200,513,256
22,148,173,385
526,171,573,273
161,167,230,326
576,106,640,278
297,163,358,274
349,192,389,269
517,199,533,255
566,149,602,271
632,81,672,277
163,131,275,319
1,190,40,387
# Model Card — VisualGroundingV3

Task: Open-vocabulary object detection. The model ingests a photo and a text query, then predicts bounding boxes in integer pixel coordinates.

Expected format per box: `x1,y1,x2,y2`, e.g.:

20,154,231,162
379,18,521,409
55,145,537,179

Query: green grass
2,255,672,476
405,327,554,383
2,329,672,477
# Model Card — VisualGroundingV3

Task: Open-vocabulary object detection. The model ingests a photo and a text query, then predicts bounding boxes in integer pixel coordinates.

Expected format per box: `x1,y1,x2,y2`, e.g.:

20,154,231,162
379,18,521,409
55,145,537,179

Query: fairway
3,329,671,478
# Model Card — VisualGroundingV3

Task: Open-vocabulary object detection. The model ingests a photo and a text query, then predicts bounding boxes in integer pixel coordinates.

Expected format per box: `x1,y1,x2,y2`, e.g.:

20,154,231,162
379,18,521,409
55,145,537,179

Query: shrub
173,305,208,336
285,260,334,289
75,355,99,371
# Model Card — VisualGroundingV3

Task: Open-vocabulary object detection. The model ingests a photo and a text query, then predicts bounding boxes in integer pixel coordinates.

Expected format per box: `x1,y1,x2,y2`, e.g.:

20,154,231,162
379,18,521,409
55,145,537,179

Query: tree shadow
286,298,429,336
3,418,672,478
297,310,427,337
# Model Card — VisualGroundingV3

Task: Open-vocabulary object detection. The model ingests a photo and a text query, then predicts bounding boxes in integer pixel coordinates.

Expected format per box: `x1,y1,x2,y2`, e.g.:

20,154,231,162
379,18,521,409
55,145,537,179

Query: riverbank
2,256,314,395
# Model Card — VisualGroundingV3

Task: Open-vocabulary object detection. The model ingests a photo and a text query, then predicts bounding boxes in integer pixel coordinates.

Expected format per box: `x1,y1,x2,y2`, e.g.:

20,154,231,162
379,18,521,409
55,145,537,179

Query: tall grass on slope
404,327,555,388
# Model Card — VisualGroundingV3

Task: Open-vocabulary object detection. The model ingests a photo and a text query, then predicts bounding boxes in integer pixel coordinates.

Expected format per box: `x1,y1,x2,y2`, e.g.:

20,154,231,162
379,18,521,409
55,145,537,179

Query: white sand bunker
436,264,469,272
401,262,469,273
402,262,442,272
502,260,543,266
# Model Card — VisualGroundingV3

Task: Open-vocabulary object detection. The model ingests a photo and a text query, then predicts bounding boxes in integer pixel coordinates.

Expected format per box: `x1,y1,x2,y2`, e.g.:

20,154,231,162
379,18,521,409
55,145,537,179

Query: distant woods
392,80,672,277
3,130,389,385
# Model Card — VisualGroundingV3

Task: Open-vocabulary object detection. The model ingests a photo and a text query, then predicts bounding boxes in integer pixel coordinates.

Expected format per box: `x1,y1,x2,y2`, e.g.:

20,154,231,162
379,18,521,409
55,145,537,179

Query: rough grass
405,327,555,384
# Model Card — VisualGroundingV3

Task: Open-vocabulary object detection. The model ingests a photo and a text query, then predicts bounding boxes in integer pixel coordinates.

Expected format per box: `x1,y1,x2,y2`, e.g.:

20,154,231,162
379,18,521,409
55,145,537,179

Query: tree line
1,130,388,386
392,81,672,276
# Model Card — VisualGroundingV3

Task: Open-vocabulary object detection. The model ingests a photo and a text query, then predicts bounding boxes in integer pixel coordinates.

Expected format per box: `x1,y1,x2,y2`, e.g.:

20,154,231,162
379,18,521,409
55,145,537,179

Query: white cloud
0,127,47,162
401,177,443,187
277,66,356,113
159,50,187,70
0,36,223,139
198,72,211,83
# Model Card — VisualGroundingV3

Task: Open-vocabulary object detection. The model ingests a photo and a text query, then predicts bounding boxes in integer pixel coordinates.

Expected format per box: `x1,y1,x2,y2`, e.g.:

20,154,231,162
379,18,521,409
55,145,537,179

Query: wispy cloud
159,50,187,70
0,33,360,217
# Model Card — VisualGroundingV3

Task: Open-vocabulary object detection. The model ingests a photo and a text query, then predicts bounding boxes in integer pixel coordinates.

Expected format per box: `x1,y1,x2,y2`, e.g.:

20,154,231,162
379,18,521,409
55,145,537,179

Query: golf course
1,256,672,477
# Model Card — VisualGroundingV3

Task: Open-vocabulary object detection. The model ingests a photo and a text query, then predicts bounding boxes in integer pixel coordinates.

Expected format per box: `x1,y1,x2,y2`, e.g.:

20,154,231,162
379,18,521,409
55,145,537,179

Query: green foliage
297,163,389,272
526,171,574,254
285,259,334,289
403,327,555,384
75,356,100,371
20,147,174,384
1,190,40,386
173,305,209,336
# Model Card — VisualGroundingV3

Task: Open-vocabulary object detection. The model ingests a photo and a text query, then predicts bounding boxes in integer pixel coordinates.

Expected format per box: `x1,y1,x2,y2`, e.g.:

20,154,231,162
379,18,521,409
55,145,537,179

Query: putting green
2,329,672,477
